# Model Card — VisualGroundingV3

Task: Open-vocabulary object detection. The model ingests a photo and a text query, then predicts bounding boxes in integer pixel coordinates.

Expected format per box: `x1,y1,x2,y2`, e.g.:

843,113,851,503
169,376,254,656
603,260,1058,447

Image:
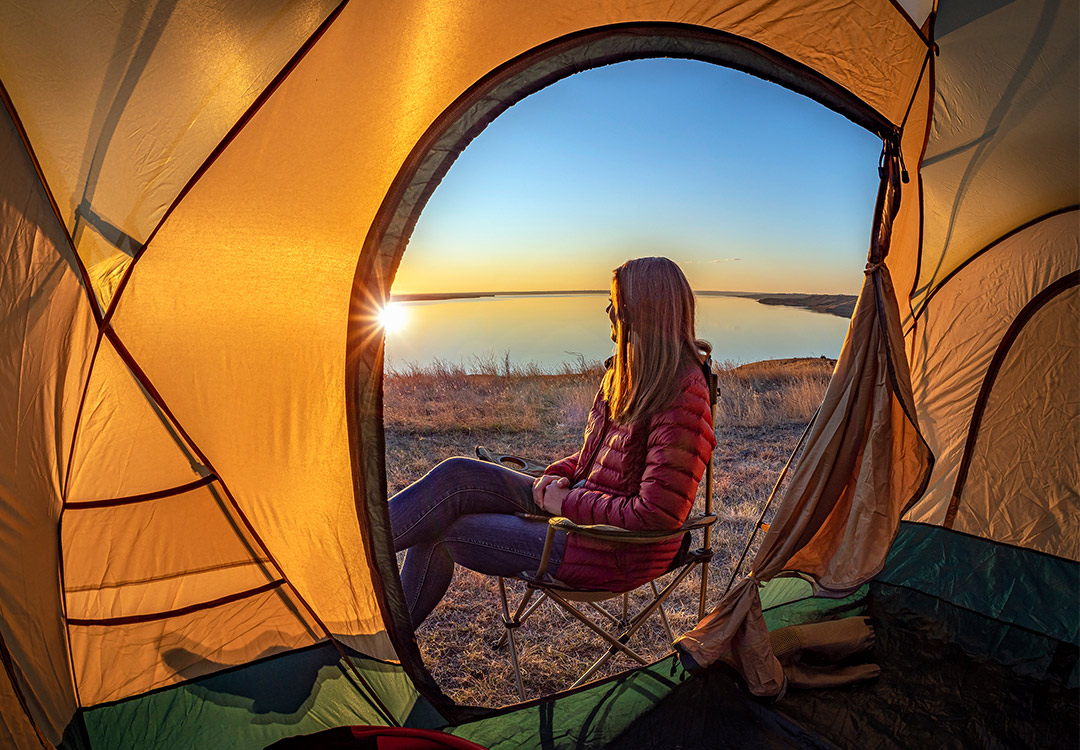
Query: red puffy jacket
544,362,716,591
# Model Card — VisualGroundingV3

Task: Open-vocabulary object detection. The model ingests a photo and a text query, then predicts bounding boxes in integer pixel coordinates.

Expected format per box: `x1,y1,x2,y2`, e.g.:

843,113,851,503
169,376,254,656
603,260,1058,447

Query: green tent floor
446,583,868,749
68,643,444,750
601,585,1078,750
452,523,1079,749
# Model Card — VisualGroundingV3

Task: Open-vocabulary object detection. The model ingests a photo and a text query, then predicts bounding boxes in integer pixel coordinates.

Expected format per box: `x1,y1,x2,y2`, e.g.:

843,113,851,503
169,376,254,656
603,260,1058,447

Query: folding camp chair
476,358,719,699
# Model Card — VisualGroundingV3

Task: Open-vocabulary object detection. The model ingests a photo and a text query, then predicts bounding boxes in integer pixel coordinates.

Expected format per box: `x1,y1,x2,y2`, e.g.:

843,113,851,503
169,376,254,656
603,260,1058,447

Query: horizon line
389,289,859,301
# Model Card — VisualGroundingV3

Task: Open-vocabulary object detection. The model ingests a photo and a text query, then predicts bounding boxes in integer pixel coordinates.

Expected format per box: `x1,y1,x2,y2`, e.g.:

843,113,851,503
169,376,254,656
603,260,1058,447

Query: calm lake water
384,294,850,371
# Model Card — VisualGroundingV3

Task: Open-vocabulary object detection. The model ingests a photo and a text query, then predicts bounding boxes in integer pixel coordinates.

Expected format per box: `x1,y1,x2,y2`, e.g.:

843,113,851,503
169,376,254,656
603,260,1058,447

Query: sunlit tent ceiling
0,0,1075,748
910,0,1079,309
0,0,342,313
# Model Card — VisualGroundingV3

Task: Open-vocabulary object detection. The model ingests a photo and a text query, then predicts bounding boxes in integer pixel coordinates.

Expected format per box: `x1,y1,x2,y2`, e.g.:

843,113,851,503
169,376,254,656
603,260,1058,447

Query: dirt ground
382,357,832,706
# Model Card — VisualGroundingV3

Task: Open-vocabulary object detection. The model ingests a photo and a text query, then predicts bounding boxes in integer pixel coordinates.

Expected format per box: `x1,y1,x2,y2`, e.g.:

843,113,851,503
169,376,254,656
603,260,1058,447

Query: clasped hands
532,474,570,515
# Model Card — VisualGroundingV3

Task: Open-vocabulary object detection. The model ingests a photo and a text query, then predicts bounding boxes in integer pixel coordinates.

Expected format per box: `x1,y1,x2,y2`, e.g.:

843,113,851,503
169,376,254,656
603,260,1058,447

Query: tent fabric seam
907,9,938,311
66,579,285,627
898,49,931,134
885,0,933,46
65,475,217,509
760,588,869,617
57,330,107,712
0,76,100,324
101,326,400,726
59,331,104,504
0,624,50,746
944,271,1079,527
64,558,272,593
909,205,1080,327
99,0,351,327
101,325,322,632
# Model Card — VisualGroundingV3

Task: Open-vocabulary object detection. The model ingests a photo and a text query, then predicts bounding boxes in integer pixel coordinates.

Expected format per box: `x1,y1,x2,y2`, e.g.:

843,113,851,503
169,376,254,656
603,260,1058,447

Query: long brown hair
602,257,711,423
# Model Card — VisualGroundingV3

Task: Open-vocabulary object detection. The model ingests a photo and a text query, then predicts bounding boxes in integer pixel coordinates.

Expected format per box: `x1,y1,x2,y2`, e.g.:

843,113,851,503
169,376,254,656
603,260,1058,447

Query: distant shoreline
389,290,604,301
390,289,858,318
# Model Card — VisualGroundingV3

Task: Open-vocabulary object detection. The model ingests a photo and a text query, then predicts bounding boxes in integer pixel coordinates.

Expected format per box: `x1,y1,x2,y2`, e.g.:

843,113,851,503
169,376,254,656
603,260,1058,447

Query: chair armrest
475,446,548,477
524,513,718,581
545,513,717,545
682,513,718,531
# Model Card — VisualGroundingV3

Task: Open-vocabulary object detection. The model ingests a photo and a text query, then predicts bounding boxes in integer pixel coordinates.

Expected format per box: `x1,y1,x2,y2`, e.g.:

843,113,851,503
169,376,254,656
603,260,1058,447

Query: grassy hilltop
383,356,834,706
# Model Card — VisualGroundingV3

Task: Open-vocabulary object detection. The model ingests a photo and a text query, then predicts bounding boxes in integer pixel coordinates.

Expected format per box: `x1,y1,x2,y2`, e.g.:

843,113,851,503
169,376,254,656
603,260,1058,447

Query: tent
0,0,1075,747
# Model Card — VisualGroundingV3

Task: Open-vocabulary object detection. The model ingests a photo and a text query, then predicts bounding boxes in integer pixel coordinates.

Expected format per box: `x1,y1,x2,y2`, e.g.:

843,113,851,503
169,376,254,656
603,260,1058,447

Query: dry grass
383,356,834,707
713,356,835,427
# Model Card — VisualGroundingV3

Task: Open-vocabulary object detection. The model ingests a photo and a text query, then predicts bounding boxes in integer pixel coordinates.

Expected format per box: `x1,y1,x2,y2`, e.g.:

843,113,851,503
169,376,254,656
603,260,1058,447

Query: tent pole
721,409,817,597
698,361,717,621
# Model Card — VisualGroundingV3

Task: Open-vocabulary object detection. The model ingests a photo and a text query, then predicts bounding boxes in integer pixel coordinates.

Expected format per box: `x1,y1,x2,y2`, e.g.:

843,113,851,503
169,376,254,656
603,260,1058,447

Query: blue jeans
389,457,566,628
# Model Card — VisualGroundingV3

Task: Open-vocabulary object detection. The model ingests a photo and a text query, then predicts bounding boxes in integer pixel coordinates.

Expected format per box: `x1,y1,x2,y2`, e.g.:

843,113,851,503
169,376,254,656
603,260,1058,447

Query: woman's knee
429,456,480,481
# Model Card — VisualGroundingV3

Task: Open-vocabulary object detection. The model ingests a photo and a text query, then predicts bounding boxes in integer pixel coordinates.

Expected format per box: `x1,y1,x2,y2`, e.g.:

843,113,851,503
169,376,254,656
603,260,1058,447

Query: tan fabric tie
864,261,885,275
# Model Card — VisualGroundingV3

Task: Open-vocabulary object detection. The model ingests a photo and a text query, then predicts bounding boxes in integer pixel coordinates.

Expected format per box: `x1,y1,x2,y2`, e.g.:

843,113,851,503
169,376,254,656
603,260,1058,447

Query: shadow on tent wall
65,643,443,749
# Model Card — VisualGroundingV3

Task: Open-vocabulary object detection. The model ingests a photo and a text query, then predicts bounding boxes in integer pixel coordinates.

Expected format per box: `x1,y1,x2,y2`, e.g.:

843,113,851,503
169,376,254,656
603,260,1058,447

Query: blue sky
398,58,883,295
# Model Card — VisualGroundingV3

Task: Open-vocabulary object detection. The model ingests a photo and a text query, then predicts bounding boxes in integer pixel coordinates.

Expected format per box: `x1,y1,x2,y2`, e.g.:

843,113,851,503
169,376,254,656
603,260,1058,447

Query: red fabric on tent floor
268,725,489,749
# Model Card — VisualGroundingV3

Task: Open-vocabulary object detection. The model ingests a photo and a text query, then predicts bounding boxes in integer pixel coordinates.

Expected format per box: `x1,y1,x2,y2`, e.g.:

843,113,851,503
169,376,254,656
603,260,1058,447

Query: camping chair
475,358,719,699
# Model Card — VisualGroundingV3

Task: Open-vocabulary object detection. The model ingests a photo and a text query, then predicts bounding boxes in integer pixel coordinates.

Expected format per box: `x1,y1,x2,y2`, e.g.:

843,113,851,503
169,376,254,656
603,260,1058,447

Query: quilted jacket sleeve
561,371,715,531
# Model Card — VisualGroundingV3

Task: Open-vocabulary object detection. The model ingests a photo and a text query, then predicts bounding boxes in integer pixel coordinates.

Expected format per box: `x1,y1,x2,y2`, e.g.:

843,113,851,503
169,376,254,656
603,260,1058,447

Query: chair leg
572,598,674,687
583,594,638,633
498,561,705,695
652,581,675,643
572,567,697,687
584,600,623,627
576,589,658,688
494,590,547,649
545,591,650,665
497,577,527,700
698,561,711,622
572,647,618,688
622,564,697,639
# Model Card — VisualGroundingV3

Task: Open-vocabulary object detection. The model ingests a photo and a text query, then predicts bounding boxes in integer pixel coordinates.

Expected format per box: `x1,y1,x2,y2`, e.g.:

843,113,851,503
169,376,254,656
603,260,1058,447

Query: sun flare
378,302,407,333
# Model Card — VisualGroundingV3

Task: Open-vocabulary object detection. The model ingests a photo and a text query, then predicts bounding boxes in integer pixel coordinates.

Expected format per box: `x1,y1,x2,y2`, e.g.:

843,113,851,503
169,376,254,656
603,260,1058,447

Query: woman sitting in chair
389,256,716,628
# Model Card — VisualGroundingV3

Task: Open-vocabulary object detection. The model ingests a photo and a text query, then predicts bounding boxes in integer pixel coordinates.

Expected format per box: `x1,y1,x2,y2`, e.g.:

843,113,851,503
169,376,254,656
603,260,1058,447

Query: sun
378,302,407,333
